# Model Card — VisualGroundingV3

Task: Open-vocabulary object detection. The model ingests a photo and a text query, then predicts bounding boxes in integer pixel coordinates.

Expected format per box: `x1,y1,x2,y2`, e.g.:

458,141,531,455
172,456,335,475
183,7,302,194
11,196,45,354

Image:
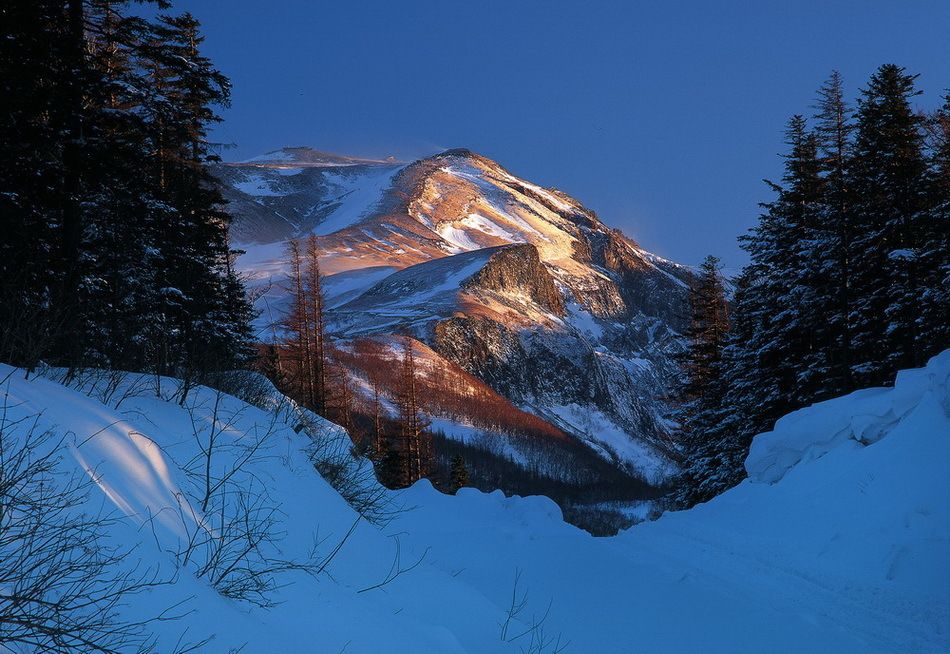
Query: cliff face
429,291,682,476
226,147,690,484
463,244,565,317
589,228,688,328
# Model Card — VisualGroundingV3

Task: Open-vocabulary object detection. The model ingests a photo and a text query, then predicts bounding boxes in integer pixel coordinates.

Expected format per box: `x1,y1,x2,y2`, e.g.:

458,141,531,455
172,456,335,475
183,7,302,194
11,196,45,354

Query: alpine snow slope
219,147,690,488
2,351,947,652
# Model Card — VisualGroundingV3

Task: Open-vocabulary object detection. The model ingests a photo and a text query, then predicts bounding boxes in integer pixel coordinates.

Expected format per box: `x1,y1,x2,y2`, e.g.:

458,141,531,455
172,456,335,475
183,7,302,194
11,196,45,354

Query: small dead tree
279,237,330,418
304,235,328,416
328,362,354,434
284,239,314,407
356,535,429,594
370,375,384,459
302,412,398,527
42,367,153,411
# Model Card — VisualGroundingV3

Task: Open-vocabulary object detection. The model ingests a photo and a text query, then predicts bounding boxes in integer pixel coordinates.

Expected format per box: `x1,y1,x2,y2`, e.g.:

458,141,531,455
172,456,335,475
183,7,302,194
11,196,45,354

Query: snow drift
1,350,947,652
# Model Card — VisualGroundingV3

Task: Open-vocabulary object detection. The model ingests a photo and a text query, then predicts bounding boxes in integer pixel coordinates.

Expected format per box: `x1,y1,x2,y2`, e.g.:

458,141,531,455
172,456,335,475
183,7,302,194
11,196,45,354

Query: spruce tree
140,11,253,380
678,67,947,509
813,71,856,396
0,2,70,367
680,270,766,506
0,1,253,375
81,2,164,368
670,255,730,508
675,255,730,411
739,115,824,419
450,455,470,494
779,118,827,404
848,64,931,384
920,94,950,358
677,117,824,507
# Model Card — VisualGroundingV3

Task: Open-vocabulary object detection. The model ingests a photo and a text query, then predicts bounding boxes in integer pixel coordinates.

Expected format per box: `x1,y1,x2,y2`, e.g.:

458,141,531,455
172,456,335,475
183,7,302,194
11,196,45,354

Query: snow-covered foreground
1,351,947,653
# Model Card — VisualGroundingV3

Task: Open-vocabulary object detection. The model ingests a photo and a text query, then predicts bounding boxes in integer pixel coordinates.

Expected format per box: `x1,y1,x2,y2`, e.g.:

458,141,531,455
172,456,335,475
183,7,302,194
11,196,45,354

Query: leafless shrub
301,412,400,527
499,569,569,654
39,367,154,410
356,535,429,594
170,390,318,608
203,371,284,413
0,394,180,652
204,370,401,525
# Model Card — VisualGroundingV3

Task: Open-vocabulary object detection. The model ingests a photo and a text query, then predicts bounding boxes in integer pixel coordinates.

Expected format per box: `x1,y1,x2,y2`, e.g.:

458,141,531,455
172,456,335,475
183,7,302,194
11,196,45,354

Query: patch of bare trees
282,235,329,417
333,338,567,443
392,337,432,487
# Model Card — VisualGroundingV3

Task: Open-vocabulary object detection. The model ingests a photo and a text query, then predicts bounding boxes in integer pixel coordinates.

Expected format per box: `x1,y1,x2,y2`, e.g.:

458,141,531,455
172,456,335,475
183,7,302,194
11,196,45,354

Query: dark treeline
0,1,253,379
674,65,949,508
430,429,661,502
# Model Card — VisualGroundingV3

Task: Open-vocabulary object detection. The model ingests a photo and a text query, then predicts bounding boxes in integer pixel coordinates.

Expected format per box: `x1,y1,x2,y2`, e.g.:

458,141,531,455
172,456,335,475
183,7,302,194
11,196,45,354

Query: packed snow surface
233,172,285,197
314,165,403,236
2,350,947,652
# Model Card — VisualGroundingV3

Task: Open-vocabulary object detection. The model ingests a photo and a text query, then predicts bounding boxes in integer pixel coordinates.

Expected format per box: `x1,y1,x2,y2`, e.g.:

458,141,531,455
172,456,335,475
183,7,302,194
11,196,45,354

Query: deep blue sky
178,0,948,269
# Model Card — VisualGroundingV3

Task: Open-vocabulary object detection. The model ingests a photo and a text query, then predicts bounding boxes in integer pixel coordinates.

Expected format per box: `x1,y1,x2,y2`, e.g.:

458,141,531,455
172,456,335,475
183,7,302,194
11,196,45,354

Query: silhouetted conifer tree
675,66,949,508
848,65,932,383
671,255,730,507
450,455,470,494
0,1,253,375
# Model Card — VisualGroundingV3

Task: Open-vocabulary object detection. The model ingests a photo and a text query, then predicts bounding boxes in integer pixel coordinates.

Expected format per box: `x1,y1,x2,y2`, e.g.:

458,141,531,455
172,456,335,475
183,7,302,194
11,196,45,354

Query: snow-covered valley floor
1,351,947,653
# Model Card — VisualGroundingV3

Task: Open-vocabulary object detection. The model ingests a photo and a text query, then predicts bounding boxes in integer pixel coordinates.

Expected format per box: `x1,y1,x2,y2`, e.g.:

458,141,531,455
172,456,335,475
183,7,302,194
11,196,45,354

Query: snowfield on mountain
2,350,946,652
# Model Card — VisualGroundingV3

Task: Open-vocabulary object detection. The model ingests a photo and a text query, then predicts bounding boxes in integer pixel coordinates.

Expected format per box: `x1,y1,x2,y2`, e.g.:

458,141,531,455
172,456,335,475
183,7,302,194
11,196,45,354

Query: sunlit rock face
462,243,566,317
221,147,691,484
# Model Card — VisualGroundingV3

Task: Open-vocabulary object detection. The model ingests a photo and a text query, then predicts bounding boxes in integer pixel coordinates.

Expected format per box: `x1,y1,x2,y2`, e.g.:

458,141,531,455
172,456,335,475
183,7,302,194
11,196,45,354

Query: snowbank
746,349,950,483
1,351,947,652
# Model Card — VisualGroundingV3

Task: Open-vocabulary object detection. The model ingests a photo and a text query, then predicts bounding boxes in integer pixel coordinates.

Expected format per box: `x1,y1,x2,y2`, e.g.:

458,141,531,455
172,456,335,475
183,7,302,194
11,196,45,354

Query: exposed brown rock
464,244,565,316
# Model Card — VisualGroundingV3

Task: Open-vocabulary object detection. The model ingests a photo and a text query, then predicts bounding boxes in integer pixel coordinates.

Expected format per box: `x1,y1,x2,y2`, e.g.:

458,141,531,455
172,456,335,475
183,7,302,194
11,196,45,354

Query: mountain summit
234,146,400,169
218,148,692,502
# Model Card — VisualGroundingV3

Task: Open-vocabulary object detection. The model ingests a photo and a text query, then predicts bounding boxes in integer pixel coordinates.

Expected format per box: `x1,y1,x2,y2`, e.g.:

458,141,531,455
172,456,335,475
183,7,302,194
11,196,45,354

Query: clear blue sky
177,0,948,269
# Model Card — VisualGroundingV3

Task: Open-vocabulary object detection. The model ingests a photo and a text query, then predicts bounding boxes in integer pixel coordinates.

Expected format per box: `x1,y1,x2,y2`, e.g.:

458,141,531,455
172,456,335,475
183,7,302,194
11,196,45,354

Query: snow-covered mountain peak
220,146,691,485
236,146,400,169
